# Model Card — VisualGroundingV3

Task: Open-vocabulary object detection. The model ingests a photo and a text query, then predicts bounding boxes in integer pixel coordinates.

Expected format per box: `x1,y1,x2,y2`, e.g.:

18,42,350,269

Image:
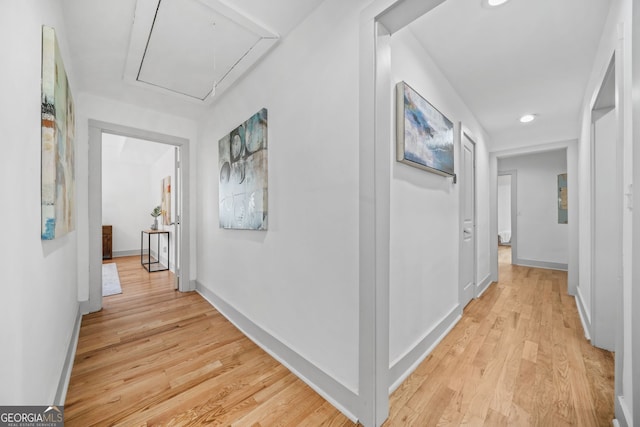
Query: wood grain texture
65,256,354,426
383,246,614,426
66,249,613,426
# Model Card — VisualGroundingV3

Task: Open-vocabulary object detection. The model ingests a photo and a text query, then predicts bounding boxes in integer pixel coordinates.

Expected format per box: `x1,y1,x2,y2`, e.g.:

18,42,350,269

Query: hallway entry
86,120,192,314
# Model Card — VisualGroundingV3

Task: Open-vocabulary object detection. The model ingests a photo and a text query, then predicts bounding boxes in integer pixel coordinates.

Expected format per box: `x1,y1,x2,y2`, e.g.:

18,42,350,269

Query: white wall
388,27,492,384
196,0,366,399
0,0,79,404
499,150,568,268
497,175,512,240
102,134,154,254
576,0,634,422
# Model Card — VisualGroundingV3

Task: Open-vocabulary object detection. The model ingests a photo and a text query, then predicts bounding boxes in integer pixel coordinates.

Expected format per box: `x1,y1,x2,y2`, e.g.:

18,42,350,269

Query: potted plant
150,205,161,230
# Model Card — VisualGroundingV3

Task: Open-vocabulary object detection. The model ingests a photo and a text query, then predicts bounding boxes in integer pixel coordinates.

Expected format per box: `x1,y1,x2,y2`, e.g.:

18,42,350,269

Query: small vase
151,218,158,230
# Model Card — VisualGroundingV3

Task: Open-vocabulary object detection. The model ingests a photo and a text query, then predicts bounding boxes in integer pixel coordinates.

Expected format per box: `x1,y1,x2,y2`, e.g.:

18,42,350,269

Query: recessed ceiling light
483,0,510,7
519,114,537,123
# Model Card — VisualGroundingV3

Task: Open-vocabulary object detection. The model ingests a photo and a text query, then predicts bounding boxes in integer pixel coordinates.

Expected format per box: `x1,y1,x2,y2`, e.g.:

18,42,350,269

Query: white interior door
460,132,476,307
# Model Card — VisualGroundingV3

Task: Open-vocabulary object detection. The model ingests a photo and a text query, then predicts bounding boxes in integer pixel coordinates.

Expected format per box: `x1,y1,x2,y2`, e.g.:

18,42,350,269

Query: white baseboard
195,282,360,423
112,250,141,257
515,258,568,271
614,395,631,427
388,305,462,393
55,307,82,405
476,273,493,298
575,289,591,340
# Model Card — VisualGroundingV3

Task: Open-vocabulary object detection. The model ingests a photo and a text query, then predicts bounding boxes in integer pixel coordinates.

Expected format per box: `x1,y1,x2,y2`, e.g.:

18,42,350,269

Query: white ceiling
102,133,174,165
61,0,324,118
63,0,610,149
408,0,610,148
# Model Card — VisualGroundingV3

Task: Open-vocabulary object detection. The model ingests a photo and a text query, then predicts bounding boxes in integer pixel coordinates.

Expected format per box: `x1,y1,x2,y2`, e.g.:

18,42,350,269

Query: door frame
459,125,477,305
84,120,191,314
589,54,620,351
497,169,518,265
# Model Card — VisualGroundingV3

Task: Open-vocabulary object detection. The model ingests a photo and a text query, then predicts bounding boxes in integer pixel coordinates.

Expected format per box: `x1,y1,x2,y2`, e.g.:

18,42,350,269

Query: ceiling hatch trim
124,0,279,104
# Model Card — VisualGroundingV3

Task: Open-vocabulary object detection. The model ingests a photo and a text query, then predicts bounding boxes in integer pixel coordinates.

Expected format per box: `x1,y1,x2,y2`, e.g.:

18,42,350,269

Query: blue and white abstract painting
42,26,75,240
218,108,268,230
397,82,454,176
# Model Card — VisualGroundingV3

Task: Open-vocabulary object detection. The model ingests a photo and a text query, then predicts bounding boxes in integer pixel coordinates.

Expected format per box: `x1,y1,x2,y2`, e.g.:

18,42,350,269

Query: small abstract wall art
396,81,454,176
162,176,171,226
558,173,568,224
41,26,75,240
218,108,268,230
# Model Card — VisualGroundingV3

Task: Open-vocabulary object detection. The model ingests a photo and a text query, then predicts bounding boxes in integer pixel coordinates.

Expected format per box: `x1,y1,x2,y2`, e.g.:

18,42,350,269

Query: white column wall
196,0,368,396
576,0,633,422
388,27,492,386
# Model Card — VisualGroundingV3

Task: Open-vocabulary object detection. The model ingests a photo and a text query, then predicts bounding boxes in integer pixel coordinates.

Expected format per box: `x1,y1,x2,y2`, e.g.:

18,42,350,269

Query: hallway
384,255,614,426
64,256,353,425
64,254,614,425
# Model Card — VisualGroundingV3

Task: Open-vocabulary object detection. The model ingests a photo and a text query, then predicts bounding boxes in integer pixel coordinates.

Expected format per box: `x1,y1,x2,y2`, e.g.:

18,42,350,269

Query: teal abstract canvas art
41,26,75,240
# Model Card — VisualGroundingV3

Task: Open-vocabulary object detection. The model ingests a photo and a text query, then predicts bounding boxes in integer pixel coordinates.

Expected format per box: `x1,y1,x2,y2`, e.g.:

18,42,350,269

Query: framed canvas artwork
396,81,454,177
558,173,568,224
162,176,171,226
41,26,75,240
218,108,268,230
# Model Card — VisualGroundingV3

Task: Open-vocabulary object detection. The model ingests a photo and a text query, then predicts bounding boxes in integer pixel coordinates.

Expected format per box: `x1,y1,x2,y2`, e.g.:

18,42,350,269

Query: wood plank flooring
65,256,353,426
383,246,614,426
65,250,614,426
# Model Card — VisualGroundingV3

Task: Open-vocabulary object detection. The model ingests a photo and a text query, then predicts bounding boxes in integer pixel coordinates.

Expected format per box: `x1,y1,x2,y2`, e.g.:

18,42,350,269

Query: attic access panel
124,0,279,103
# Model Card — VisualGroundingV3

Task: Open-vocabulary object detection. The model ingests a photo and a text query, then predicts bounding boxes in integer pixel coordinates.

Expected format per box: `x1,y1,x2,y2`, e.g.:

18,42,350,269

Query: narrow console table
141,229,169,272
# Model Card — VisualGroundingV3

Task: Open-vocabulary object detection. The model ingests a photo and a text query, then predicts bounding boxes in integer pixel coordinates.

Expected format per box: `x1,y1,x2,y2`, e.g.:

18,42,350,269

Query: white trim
514,259,568,271
575,288,592,341
614,395,631,427
388,305,461,393
112,250,142,258
475,273,493,298
54,307,82,405
195,282,359,423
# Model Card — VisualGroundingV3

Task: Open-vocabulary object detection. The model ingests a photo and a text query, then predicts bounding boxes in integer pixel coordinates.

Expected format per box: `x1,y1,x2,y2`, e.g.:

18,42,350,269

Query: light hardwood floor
66,252,613,426
383,246,614,426
65,256,353,426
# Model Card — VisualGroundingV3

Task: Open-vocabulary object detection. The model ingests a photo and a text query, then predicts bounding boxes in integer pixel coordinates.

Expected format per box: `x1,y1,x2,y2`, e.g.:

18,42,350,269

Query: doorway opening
590,55,620,352
101,134,179,298
86,120,191,314
497,171,516,265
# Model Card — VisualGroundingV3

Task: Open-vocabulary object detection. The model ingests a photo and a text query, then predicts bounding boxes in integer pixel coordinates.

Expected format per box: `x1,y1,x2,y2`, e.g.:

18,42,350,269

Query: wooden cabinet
102,225,112,259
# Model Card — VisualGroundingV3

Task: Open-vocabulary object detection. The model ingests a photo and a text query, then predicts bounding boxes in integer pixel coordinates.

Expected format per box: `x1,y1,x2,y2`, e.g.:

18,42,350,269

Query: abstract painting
396,81,454,176
558,173,568,224
162,176,171,226
41,26,75,240
219,108,268,230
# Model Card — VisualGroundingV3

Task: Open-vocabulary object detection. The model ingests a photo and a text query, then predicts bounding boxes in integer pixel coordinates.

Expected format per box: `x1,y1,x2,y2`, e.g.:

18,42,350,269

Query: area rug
102,263,122,296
